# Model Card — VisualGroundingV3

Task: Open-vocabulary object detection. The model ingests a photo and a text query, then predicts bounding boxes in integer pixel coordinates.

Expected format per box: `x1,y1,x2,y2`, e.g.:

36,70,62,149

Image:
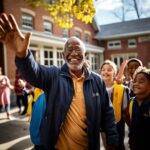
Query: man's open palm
0,13,31,57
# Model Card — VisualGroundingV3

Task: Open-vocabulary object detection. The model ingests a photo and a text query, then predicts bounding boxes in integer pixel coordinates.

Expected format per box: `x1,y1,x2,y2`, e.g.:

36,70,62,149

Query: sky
94,0,150,25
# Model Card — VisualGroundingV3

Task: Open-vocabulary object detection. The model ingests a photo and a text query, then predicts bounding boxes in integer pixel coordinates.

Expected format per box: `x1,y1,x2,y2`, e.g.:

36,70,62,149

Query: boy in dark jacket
127,67,150,150
0,13,118,150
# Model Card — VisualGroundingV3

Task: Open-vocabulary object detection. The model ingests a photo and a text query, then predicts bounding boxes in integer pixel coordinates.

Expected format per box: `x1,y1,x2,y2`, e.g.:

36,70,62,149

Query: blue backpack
29,93,46,145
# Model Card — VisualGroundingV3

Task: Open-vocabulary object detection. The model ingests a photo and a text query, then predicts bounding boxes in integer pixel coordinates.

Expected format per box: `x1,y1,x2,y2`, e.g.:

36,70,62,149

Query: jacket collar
60,63,93,80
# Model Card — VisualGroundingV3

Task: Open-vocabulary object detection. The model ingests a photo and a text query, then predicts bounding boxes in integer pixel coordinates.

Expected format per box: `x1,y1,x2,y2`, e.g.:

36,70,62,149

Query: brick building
0,0,104,82
96,18,150,68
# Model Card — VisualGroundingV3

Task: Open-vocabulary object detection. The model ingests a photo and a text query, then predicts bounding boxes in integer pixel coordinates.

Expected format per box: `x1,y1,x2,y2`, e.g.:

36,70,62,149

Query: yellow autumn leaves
26,0,95,28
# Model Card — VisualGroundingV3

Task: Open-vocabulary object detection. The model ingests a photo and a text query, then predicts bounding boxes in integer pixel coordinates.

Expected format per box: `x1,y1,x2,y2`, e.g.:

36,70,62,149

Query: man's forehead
67,40,81,47
64,37,86,52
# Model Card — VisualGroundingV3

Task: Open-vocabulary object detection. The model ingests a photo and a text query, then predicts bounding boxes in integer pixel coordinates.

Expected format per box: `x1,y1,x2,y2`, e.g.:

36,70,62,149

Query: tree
25,0,95,28
111,0,141,21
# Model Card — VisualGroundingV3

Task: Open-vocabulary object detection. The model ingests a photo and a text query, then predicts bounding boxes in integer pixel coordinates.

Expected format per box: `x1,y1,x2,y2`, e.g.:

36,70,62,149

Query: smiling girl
100,60,130,150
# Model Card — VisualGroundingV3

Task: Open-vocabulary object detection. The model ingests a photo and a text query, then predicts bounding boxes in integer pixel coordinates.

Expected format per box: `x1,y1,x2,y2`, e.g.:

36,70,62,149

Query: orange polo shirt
55,73,88,150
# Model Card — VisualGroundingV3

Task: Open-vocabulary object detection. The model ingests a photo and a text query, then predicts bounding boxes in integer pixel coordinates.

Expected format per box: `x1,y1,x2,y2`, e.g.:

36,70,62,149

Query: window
22,13,33,29
84,33,90,43
128,39,137,48
107,40,121,49
111,53,137,67
85,52,90,60
114,57,118,65
43,20,53,34
57,47,64,67
43,49,54,66
62,29,69,38
112,57,124,67
91,54,98,71
74,30,81,39
138,35,150,42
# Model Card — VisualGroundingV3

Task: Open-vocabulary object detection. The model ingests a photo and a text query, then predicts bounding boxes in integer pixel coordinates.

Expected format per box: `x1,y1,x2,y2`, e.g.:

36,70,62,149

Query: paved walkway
0,107,129,150
0,107,33,150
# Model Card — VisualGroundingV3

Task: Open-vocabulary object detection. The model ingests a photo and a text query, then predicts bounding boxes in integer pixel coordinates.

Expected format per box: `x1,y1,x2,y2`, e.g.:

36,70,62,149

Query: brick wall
3,0,99,82
104,36,150,67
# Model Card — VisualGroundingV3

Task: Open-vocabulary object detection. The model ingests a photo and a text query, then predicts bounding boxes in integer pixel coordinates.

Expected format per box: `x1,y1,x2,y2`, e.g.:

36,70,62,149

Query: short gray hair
64,36,86,53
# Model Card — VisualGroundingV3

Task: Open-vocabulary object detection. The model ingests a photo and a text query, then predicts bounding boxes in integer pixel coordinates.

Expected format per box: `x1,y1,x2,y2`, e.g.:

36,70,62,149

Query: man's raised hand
0,13,31,58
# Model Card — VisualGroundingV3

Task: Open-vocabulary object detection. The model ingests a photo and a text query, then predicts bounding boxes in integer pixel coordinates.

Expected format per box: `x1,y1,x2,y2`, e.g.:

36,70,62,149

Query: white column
53,46,57,66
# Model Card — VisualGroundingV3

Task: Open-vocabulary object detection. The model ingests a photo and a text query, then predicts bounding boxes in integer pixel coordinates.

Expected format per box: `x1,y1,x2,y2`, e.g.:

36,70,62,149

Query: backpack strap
129,98,134,119
112,82,124,122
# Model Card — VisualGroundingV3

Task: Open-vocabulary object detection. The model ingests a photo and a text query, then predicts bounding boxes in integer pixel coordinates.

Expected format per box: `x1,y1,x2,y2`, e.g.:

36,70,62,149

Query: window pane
50,60,53,65
22,13,33,29
120,57,123,65
56,50,64,67
44,51,48,58
75,31,81,39
84,33,89,43
49,51,53,58
44,50,54,66
62,29,69,38
114,58,117,65
44,20,53,34
44,60,48,65
108,40,121,49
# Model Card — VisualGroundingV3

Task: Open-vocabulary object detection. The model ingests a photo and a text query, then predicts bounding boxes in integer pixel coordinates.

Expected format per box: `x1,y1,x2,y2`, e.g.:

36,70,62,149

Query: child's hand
115,60,128,84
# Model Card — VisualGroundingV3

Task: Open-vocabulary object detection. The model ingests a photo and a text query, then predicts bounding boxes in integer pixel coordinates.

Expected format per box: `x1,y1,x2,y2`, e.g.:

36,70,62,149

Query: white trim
74,27,82,32
53,46,57,66
20,8,35,16
84,30,91,35
111,53,138,58
111,53,138,67
42,16,54,22
21,30,66,46
107,40,121,49
38,46,44,65
128,39,137,48
98,31,150,40
85,44,104,53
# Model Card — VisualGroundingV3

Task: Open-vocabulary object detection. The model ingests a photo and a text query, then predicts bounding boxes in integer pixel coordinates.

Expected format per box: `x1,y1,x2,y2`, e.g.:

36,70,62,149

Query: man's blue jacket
15,51,118,150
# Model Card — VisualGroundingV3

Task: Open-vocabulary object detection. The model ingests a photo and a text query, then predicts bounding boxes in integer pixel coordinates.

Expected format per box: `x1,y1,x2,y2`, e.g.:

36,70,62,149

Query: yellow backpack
112,82,124,123
129,99,134,119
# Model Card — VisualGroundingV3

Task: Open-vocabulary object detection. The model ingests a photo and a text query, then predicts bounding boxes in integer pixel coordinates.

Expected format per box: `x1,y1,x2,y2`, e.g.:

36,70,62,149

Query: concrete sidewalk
0,107,34,150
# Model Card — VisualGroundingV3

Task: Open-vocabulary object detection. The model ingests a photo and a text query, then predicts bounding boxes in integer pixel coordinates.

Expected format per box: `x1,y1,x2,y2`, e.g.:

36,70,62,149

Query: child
0,69,14,119
127,67,150,150
125,58,143,91
100,60,130,150
28,88,46,149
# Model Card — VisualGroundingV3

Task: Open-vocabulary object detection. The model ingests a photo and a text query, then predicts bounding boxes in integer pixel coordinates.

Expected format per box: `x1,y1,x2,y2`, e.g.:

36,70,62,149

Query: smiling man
0,13,118,150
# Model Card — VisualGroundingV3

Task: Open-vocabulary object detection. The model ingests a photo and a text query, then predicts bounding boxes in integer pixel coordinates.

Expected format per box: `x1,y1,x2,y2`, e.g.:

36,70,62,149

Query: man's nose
70,50,78,55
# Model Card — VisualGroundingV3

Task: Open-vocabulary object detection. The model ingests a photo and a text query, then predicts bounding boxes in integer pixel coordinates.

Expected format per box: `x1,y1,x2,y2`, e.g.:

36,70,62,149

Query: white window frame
84,33,90,43
128,39,137,48
43,20,53,34
87,53,99,71
62,29,69,38
43,47,54,66
107,40,121,49
111,53,138,67
22,13,33,29
74,30,81,39
56,47,64,67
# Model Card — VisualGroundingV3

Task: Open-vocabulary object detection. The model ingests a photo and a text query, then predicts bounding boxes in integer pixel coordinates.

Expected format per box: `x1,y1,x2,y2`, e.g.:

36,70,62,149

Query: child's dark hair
134,67,150,81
